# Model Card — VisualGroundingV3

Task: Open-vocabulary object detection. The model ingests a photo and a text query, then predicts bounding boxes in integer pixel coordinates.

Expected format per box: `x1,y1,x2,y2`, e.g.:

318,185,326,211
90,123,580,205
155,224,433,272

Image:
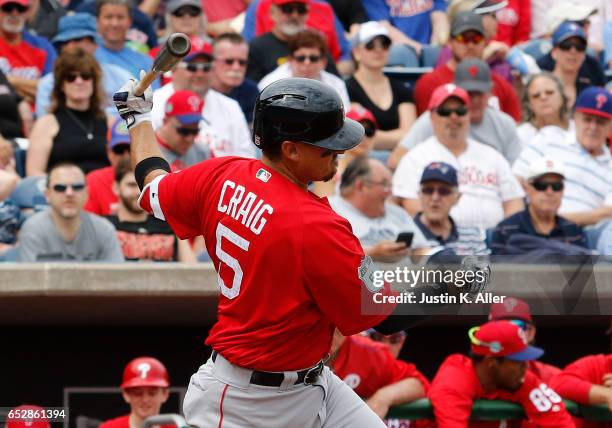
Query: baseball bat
134,33,191,96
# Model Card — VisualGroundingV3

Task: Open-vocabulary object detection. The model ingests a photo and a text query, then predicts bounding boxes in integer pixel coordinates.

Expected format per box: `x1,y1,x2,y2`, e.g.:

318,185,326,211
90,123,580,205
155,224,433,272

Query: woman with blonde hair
27,48,109,176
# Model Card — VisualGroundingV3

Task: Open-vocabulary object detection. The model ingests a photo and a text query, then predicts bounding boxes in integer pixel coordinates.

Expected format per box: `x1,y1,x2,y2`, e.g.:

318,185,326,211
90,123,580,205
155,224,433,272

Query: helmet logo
137,362,152,379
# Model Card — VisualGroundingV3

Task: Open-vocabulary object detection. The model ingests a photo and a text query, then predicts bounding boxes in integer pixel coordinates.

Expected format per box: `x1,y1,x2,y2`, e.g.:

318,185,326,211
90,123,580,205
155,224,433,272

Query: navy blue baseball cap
575,86,612,120
552,21,587,46
420,162,459,186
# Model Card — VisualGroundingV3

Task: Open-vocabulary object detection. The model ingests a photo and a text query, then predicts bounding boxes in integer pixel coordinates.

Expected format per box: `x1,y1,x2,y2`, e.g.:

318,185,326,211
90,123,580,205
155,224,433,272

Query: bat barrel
166,33,191,57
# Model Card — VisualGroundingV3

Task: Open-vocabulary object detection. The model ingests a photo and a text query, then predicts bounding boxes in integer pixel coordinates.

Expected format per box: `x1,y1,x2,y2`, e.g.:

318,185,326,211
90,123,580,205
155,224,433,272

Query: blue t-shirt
95,45,156,87
489,208,588,255
228,78,259,123
362,0,447,44
22,31,57,75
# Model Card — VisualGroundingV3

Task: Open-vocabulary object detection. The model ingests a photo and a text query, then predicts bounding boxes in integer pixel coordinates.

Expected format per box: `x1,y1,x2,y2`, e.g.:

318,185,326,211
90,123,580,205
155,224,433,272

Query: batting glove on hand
113,70,153,129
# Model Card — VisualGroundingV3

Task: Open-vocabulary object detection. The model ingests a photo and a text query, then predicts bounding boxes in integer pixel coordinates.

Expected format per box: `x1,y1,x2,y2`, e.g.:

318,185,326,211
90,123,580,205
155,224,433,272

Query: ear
551,47,559,62
121,389,131,404
112,180,119,196
162,387,170,403
453,191,462,206
280,141,300,162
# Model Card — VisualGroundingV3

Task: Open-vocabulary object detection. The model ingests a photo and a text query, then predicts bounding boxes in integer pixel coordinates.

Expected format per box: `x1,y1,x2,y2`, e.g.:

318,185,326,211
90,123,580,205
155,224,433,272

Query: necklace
64,108,94,141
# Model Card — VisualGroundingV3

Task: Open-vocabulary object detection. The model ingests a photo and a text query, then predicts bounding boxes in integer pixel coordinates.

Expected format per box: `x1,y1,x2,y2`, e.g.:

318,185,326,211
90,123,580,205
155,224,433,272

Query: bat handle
134,71,159,97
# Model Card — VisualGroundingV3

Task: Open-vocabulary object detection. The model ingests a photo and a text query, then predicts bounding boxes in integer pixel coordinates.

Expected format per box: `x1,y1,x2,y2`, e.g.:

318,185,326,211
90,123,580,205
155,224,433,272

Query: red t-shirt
254,0,342,61
428,354,575,428
99,415,175,428
493,0,531,47
413,63,521,122
84,166,117,216
333,335,429,399
138,157,396,371
0,37,46,80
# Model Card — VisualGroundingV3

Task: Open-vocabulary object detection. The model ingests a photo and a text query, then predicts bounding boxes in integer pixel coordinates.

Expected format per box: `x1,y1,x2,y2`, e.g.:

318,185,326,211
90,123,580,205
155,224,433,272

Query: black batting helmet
252,78,364,151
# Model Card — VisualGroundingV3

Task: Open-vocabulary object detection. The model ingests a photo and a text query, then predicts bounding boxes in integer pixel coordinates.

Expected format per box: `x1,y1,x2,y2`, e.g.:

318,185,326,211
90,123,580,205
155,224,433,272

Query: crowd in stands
0,0,611,263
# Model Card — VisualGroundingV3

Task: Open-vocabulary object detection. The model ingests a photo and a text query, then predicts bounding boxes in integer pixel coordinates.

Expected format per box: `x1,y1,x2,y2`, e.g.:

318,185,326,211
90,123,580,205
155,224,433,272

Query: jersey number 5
215,223,250,299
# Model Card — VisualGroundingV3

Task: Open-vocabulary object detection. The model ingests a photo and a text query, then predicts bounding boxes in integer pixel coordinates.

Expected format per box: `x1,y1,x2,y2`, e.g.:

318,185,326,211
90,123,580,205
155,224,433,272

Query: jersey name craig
218,179,274,235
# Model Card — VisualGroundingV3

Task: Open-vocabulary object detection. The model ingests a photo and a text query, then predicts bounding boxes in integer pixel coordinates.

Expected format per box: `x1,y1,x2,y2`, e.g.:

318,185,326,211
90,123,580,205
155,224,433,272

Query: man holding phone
329,157,432,263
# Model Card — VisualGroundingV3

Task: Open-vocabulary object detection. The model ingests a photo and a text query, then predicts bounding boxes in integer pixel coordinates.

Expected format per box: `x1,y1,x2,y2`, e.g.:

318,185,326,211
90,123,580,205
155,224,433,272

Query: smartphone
396,232,414,247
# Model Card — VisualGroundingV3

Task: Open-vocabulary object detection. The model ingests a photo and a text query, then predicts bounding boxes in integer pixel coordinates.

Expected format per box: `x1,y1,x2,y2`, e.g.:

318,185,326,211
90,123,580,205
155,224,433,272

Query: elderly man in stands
18,162,124,262
513,86,612,227
329,157,431,263
389,58,521,170
393,83,524,231
490,158,588,255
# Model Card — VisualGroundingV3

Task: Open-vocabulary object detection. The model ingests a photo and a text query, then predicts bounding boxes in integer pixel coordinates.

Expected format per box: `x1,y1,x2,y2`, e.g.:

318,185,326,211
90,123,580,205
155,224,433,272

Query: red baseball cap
346,106,377,128
165,90,204,125
184,37,213,62
470,320,544,361
271,0,309,5
6,405,50,428
428,83,470,111
489,297,532,323
0,0,29,7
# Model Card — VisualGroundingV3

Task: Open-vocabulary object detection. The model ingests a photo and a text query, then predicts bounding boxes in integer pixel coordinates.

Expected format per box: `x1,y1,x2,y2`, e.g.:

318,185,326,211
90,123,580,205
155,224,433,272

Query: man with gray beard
246,0,339,82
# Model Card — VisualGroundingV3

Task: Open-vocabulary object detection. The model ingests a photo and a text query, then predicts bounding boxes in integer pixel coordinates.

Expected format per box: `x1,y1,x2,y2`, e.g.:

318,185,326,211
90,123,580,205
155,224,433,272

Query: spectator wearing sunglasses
257,29,350,109
210,33,259,124
429,320,575,427
537,22,606,108
18,162,124,262
83,117,131,216
35,13,133,120
151,42,255,159
490,158,588,255
513,87,612,227
346,22,416,161
106,159,196,262
389,58,521,170
414,162,489,255
413,11,521,121
393,83,524,231
329,157,431,264
27,48,110,177
489,297,562,383
156,90,209,171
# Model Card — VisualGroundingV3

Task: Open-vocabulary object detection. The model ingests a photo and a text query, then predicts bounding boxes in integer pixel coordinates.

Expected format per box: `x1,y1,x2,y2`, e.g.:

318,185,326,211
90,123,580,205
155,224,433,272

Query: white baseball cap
526,158,566,182
354,21,391,46
546,2,597,35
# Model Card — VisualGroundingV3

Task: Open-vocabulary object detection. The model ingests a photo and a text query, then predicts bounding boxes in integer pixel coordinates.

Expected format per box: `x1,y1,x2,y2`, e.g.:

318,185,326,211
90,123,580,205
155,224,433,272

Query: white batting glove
113,70,153,129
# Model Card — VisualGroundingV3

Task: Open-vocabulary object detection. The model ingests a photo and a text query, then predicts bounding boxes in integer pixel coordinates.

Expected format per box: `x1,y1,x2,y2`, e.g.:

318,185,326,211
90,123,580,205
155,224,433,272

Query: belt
211,351,324,387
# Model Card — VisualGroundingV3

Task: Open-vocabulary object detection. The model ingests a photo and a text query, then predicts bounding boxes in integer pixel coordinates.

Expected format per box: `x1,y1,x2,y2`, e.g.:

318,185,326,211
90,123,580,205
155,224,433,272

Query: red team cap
184,38,213,62
469,320,544,361
0,0,29,6
6,405,50,428
346,106,377,128
121,356,170,389
428,83,470,111
489,297,532,323
165,90,204,125
271,0,309,4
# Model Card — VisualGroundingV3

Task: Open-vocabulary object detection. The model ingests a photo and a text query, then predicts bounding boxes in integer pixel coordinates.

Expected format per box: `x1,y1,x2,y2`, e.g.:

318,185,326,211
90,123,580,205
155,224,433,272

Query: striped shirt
512,135,612,214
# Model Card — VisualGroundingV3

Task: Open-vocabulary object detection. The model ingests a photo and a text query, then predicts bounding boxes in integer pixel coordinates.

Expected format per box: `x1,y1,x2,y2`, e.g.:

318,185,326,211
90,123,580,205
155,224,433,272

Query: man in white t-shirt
392,83,524,230
150,41,256,159
257,29,350,110
513,86,612,226
329,157,432,263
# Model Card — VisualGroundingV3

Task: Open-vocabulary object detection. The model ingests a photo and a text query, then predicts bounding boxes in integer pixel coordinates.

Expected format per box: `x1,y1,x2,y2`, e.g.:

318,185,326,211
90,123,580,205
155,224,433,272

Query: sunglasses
364,37,391,51
531,180,564,192
279,3,308,15
558,39,586,52
420,185,454,196
435,106,469,117
453,33,485,44
52,183,85,193
180,62,212,72
292,54,321,63
510,319,531,331
218,57,247,67
172,6,200,17
65,72,93,82
529,89,556,99
111,144,130,155
175,126,199,136
0,3,27,13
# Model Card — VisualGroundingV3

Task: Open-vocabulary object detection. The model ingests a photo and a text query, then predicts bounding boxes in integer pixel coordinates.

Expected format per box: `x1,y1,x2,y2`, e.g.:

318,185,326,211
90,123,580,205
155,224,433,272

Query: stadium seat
421,45,441,68
387,44,420,67
9,176,48,211
518,39,552,61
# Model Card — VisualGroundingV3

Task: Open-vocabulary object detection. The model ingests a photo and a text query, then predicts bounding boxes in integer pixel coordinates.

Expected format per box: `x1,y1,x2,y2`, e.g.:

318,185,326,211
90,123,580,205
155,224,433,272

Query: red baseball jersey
99,415,174,428
138,157,396,371
528,360,561,384
84,166,117,216
428,354,575,428
0,38,46,80
333,334,429,399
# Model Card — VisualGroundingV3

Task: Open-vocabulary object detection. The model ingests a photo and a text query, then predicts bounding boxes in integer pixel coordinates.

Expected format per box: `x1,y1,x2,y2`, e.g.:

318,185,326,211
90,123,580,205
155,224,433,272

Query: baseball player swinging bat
134,32,191,96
